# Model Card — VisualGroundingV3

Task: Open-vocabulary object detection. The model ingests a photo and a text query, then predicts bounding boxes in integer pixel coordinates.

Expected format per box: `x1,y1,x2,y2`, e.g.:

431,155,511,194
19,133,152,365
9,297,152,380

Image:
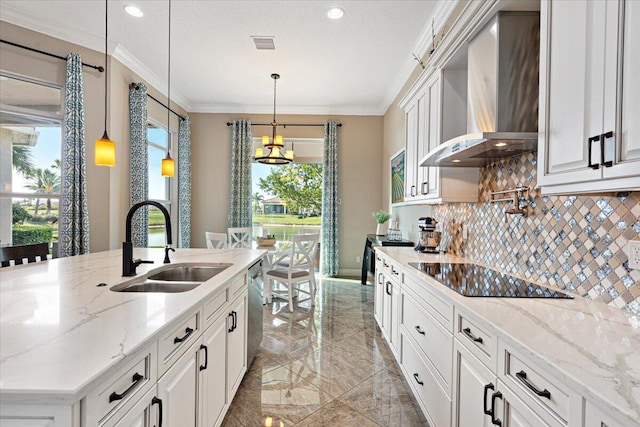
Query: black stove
408,262,574,299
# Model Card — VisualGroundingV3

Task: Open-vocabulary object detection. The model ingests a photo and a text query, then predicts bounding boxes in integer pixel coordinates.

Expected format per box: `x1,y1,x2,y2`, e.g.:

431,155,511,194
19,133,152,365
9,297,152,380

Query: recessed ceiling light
495,142,507,147
327,7,344,20
124,5,144,18
452,159,461,163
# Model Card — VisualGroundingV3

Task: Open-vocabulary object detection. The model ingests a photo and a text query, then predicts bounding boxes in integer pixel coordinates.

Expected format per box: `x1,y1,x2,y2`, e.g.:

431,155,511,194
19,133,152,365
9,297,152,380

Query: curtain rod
130,83,186,121
1,39,104,72
226,122,342,127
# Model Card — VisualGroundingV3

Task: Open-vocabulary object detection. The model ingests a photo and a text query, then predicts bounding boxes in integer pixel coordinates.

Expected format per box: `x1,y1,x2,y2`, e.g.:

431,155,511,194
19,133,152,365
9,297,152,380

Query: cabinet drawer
401,291,452,394
204,286,229,327
158,310,201,376
400,333,451,427
84,342,156,426
229,272,246,297
455,312,497,371
500,345,572,423
403,272,453,331
388,260,402,283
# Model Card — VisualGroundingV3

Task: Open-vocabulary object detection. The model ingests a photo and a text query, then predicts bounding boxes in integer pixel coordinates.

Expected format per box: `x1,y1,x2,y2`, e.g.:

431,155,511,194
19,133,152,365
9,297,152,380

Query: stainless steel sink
110,263,232,293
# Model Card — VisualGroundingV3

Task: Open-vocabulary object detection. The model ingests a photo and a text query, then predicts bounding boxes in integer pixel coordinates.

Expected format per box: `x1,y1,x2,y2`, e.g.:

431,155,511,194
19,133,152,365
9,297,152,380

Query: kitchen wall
190,113,384,274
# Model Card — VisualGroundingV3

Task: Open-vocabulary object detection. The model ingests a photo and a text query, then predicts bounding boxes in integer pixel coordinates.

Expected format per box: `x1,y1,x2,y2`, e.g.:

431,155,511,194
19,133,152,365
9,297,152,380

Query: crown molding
379,0,461,114
112,45,192,112
0,5,106,53
189,103,384,116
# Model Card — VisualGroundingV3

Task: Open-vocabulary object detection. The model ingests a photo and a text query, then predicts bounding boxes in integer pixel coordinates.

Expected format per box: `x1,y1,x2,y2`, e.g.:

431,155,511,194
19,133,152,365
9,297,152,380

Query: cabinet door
416,91,429,198
540,0,618,185
382,275,393,341
107,387,159,427
227,292,247,399
157,341,198,427
424,74,442,199
405,101,418,199
389,278,401,358
605,0,640,179
199,315,228,427
374,267,384,325
453,340,495,427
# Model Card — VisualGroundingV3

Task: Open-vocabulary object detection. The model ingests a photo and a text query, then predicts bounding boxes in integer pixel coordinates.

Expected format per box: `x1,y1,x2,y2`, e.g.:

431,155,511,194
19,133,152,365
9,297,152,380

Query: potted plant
372,210,391,236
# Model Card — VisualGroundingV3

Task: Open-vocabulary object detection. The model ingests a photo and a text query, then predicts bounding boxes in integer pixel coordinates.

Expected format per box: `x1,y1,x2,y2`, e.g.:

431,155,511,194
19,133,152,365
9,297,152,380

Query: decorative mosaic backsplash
432,152,640,314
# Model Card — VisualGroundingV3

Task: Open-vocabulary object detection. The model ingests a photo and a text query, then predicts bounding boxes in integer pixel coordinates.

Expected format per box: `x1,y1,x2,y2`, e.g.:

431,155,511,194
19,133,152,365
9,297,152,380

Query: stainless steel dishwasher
247,259,264,367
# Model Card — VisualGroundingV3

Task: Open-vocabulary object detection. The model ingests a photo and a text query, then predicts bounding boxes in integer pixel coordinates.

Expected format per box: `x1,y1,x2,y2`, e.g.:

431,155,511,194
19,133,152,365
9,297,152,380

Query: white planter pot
376,223,386,236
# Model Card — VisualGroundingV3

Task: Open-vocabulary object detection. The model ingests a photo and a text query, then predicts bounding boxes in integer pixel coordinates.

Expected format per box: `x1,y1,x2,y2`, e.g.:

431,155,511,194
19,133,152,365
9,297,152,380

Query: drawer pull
516,370,551,399
109,372,144,403
414,325,426,335
491,391,503,426
391,267,399,276
462,327,483,344
228,311,237,332
152,396,163,427
483,383,495,416
174,327,194,344
385,281,392,296
413,373,424,386
199,344,208,371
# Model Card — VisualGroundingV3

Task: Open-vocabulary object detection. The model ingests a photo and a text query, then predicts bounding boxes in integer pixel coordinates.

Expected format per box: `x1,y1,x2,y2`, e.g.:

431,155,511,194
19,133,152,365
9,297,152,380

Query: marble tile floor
222,277,430,426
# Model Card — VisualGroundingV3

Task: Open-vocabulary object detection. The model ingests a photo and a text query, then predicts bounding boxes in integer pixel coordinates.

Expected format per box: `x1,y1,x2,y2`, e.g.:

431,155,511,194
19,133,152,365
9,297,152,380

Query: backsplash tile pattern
432,153,640,314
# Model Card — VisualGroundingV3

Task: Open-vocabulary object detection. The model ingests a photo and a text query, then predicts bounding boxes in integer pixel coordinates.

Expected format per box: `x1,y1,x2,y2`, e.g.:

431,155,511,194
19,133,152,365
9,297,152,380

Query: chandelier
254,73,294,164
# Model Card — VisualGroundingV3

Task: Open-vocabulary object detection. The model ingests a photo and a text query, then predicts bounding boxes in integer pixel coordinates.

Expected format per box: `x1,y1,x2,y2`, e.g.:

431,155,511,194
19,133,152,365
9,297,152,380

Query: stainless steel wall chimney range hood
421,11,540,167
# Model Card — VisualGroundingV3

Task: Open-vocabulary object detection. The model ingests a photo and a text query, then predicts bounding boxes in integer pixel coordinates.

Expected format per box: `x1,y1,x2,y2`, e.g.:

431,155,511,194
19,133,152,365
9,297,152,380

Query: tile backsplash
432,153,640,314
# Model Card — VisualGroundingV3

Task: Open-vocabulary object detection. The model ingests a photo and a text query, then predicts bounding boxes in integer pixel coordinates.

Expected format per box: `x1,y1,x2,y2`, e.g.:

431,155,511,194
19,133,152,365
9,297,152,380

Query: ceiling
0,1,444,116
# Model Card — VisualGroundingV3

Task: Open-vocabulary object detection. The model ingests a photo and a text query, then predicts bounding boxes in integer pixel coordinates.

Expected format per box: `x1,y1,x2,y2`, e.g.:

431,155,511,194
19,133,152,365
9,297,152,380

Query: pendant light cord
167,0,171,139
104,0,108,133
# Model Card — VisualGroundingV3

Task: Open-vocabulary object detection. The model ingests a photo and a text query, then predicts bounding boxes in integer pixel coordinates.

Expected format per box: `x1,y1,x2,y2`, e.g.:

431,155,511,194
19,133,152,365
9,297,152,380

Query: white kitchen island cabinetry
538,0,640,194
0,248,264,427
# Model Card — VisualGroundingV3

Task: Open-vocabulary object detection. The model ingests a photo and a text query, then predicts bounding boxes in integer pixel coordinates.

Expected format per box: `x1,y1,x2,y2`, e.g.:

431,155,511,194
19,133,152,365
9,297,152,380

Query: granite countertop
377,246,640,425
0,248,265,403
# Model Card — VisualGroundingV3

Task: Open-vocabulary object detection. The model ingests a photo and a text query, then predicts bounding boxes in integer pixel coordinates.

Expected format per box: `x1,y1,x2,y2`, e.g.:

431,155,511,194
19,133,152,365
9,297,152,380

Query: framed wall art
390,148,405,204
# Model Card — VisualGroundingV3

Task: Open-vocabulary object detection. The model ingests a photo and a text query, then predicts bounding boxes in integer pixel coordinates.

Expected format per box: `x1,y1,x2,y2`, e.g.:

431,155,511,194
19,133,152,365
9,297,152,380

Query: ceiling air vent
251,36,275,50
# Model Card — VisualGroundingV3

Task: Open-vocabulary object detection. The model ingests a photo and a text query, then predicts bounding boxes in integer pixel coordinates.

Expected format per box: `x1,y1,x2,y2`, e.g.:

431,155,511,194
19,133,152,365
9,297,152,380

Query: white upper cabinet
538,0,640,194
400,69,478,205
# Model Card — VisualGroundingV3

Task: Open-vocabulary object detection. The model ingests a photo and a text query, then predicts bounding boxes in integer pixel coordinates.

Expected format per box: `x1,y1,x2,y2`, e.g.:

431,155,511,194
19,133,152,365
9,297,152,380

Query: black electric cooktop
408,262,573,299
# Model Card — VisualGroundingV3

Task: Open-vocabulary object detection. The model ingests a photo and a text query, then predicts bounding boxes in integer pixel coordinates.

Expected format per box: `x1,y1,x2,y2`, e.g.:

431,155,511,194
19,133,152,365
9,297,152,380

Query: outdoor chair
0,242,50,267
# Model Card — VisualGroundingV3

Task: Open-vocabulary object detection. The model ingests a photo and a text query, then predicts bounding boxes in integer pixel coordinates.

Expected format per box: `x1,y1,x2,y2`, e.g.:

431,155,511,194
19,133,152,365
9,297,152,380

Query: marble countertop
377,247,640,425
0,248,265,403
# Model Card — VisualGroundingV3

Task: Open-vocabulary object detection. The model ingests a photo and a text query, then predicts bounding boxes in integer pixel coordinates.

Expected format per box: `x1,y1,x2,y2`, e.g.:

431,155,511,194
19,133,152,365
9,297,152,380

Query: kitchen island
0,247,265,426
375,246,640,426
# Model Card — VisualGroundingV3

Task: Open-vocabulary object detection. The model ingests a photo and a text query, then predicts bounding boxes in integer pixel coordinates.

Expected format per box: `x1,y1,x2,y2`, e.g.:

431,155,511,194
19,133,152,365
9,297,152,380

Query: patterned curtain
228,120,253,228
178,116,191,247
129,83,149,247
322,121,339,276
59,52,90,257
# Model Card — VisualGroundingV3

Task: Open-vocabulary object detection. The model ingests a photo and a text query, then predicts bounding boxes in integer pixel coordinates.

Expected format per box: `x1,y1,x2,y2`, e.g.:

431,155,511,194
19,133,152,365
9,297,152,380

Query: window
0,74,62,249
147,122,172,247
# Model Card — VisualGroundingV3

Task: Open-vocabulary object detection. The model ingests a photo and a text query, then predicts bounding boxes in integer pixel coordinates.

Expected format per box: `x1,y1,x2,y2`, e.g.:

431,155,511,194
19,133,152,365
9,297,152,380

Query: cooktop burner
408,262,574,299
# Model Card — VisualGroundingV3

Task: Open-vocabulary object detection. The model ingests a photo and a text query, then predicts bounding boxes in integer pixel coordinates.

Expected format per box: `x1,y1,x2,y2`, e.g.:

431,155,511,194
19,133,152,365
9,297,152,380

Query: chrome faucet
123,200,173,276
504,191,528,221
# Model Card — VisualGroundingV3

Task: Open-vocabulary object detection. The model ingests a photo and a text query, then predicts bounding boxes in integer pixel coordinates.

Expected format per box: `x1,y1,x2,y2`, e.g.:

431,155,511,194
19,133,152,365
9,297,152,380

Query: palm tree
24,167,60,216
12,145,35,176
252,192,264,215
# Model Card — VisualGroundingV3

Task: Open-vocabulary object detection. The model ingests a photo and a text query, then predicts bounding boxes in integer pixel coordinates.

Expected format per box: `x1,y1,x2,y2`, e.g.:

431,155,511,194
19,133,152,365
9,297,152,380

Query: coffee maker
414,217,441,253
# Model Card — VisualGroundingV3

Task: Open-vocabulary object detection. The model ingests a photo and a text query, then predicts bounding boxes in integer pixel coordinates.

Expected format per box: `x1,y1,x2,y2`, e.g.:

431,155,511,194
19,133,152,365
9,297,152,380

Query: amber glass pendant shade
161,152,175,177
95,131,116,166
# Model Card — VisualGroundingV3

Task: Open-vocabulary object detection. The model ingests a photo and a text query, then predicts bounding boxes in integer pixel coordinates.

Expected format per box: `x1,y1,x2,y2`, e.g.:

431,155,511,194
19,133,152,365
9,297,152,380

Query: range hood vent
421,11,540,167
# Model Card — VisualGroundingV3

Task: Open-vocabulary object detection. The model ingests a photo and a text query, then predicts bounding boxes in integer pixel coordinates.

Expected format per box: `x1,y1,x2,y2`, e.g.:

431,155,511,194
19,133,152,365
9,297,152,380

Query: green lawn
253,214,321,226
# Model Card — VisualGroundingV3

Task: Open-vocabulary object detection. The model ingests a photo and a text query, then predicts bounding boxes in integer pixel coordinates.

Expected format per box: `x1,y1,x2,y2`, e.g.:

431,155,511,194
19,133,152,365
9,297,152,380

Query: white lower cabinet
199,313,228,427
107,387,160,427
157,339,199,427
227,291,247,399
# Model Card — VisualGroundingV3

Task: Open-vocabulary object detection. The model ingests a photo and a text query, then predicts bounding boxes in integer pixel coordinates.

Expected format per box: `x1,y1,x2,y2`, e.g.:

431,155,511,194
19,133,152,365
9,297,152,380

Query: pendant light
161,0,175,177
254,73,294,164
95,0,116,166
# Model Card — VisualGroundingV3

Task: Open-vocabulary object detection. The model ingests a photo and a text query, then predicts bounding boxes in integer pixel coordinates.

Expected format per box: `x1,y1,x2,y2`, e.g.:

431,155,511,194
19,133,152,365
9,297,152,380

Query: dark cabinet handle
421,181,428,195
228,312,234,332
391,267,399,276
199,344,208,371
174,327,194,344
483,383,495,416
377,272,382,285
383,261,389,268
385,281,392,296
415,325,426,335
462,327,483,344
109,373,144,402
410,185,416,197
228,311,237,332
491,391,503,426
413,373,424,386
587,135,601,169
515,370,551,399
152,396,163,427
601,131,614,167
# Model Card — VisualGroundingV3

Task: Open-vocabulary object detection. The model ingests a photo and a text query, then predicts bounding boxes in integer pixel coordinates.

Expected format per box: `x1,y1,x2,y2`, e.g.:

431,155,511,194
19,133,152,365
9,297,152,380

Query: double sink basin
110,263,232,293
